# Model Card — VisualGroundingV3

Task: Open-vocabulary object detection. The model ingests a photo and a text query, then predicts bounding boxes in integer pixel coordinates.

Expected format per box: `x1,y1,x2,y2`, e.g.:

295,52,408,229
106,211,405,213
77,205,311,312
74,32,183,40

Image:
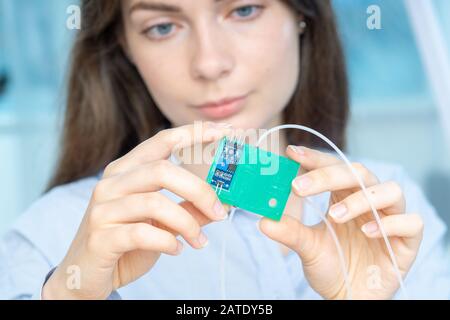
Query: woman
1,0,449,300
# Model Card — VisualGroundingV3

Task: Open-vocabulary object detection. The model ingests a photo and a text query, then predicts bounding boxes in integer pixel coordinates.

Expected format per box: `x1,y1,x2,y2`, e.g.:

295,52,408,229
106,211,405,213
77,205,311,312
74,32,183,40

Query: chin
224,110,269,130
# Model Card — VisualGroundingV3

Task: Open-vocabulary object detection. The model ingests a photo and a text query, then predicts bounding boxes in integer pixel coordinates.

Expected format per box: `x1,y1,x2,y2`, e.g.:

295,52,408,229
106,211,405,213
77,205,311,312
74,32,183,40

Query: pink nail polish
288,145,306,156
214,200,228,220
256,220,261,233
197,232,209,248
329,204,347,219
175,241,184,255
293,176,312,193
362,222,379,234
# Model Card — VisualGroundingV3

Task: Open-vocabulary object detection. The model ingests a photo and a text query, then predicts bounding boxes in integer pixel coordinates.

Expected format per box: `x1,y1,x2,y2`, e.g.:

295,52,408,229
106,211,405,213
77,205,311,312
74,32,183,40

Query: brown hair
47,0,348,190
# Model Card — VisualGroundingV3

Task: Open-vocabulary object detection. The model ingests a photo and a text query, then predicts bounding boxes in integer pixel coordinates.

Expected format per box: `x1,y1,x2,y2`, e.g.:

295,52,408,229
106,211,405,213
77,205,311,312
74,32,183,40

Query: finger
286,145,341,171
93,160,228,221
103,122,233,178
90,193,209,249
179,201,215,227
258,215,317,263
328,181,406,223
361,214,424,249
88,223,184,257
291,162,379,197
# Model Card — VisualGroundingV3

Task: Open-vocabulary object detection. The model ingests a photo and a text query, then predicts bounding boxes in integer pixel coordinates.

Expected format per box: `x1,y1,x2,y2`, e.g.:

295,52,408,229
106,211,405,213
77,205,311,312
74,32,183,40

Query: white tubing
218,187,353,299
303,197,352,300
257,124,408,299
220,207,237,300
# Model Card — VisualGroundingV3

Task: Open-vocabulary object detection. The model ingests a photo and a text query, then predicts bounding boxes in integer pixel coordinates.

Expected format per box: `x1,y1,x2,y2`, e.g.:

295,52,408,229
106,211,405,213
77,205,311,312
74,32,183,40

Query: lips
195,94,248,120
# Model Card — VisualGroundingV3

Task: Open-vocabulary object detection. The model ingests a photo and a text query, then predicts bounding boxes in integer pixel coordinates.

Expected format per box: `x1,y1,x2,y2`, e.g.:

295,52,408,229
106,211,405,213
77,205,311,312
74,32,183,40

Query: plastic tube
303,197,352,300
218,124,408,300
257,124,408,299
220,207,237,300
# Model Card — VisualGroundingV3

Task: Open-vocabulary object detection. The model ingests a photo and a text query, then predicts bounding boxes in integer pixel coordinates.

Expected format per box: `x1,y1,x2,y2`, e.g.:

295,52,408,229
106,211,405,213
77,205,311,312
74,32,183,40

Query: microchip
210,140,243,191
206,137,300,221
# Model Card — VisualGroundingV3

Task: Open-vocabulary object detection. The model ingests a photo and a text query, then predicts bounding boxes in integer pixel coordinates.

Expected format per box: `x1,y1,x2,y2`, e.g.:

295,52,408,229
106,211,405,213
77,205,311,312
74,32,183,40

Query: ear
298,21,307,35
297,14,307,35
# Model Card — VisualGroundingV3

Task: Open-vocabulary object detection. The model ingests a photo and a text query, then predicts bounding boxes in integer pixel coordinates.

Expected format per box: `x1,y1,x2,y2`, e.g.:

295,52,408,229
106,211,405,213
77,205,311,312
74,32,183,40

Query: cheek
127,33,189,106
135,51,185,104
130,44,194,125
242,19,300,109
260,21,299,82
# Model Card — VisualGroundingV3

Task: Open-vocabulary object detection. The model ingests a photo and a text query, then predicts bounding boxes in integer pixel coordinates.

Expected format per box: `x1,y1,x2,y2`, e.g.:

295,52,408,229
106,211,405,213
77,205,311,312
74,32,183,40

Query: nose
190,24,234,82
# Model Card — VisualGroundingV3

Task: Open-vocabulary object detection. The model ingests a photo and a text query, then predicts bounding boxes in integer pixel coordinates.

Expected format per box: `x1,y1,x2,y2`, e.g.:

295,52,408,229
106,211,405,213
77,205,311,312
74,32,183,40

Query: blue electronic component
210,139,242,191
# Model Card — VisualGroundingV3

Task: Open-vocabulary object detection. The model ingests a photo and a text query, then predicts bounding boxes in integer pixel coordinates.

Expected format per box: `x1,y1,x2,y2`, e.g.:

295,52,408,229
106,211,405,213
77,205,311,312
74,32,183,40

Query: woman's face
122,0,301,129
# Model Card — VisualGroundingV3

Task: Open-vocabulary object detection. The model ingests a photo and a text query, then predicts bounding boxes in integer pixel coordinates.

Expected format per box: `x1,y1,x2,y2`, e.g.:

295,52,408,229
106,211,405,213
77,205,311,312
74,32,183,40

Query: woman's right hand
42,122,232,300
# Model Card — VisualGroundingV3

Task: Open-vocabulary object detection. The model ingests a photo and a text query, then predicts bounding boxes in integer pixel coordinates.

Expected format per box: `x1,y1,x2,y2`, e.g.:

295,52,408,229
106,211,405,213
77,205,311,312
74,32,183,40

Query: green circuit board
206,137,300,221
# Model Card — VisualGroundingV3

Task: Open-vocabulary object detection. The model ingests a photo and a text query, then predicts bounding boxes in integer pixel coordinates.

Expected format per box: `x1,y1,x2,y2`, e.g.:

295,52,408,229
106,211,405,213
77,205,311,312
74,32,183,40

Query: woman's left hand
258,146,424,300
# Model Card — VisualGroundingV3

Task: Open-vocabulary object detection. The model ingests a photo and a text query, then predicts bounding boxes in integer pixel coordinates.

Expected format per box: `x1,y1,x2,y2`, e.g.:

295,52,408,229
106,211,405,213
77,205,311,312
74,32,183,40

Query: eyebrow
129,0,225,15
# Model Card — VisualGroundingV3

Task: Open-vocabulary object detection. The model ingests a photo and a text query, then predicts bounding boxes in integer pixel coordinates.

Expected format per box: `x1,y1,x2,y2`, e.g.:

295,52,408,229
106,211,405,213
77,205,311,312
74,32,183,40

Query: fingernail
197,232,209,248
292,176,312,194
329,204,347,220
256,220,261,233
175,241,184,255
214,200,228,220
362,222,379,234
288,145,306,156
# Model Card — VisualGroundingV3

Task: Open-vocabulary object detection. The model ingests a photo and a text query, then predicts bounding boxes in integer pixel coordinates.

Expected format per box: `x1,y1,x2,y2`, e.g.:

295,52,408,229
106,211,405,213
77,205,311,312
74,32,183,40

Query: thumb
258,215,317,263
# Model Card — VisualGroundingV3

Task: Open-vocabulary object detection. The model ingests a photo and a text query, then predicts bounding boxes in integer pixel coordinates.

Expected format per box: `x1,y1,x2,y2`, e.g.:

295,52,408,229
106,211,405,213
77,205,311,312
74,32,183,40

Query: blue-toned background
1,0,449,241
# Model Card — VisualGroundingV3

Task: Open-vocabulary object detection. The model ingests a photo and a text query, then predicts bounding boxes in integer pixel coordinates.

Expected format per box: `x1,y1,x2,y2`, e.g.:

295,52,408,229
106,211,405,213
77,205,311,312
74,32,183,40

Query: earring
298,21,307,34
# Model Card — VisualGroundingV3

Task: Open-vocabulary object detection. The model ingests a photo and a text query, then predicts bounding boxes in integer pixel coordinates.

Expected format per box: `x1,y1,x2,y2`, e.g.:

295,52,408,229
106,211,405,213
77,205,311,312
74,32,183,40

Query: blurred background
0,0,449,246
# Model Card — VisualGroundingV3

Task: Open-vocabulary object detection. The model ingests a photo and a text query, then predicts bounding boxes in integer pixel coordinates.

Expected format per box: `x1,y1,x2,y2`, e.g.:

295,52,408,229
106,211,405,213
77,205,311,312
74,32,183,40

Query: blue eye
232,5,263,19
146,23,175,39
153,23,173,36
